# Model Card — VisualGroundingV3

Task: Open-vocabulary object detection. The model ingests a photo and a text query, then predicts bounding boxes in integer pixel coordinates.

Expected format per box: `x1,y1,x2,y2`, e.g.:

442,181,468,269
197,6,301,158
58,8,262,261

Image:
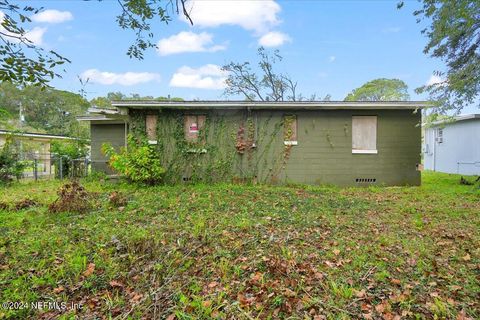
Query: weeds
0,171,478,319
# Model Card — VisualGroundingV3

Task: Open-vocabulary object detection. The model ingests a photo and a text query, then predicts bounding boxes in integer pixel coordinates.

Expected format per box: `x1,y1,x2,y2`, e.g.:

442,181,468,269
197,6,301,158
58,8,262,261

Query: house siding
90,108,421,186
273,109,420,186
424,119,480,175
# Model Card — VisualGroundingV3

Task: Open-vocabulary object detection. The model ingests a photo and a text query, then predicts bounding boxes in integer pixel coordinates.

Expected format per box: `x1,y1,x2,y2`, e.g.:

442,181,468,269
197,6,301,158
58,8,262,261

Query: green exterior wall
90,123,126,173
90,108,421,186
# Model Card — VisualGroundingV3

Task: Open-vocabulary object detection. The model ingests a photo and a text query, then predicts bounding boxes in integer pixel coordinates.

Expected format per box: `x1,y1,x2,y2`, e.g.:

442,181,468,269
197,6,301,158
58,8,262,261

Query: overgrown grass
0,171,479,319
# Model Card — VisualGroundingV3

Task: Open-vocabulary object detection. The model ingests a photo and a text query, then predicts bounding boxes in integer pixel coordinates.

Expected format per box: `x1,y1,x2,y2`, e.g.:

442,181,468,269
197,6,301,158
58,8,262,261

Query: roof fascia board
111,101,428,110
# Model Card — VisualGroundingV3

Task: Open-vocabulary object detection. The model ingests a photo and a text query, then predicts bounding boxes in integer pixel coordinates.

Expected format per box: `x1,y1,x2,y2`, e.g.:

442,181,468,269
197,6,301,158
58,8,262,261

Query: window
352,116,377,154
146,114,158,143
184,115,206,142
436,128,443,143
284,115,298,145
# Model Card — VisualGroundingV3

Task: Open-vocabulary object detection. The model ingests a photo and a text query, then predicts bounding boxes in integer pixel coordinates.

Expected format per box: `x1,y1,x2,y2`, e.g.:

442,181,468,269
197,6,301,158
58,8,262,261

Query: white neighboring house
423,114,480,175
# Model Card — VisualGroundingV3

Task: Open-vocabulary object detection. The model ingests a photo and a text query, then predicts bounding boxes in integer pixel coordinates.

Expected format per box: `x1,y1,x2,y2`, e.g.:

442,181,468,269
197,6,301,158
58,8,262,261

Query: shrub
49,180,92,213
51,140,88,178
102,135,165,185
0,138,26,183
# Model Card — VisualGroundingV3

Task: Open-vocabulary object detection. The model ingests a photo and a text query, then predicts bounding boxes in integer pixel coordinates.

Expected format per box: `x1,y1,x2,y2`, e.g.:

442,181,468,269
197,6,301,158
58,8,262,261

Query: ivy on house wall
127,109,291,184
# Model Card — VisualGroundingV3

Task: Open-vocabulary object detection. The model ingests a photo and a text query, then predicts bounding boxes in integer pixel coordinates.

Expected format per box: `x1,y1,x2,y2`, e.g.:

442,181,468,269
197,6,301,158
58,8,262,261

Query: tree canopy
399,0,480,113
0,83,90,138
0,0,191,88
344,78,410,101
90,92,183,109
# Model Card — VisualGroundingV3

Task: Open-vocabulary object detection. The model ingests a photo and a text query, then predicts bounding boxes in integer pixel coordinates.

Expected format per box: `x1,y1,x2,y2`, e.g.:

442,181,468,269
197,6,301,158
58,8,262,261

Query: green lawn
0,172,479,319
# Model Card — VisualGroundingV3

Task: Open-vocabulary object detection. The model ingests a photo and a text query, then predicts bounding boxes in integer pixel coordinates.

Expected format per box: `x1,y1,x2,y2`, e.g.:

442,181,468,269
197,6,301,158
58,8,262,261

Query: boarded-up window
184,115,206,142
146,114,158,141
284,115,298,145
352,116,377,154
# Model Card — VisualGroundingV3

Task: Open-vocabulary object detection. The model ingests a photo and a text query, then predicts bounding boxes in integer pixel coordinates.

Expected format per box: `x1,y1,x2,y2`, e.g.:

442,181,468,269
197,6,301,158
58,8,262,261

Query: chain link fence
17,152,90,181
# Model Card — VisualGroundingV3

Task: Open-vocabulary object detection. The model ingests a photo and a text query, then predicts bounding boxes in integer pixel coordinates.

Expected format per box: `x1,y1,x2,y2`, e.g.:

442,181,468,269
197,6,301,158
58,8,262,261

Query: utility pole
19,101,25,127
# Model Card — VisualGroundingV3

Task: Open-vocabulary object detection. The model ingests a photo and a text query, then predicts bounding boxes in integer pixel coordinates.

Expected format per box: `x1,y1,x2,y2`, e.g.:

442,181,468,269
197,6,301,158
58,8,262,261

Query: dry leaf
53,286,64,293
333,249,340,256
83,263,95,277
109,280,124,288
462,254,471,261
355,289,366,298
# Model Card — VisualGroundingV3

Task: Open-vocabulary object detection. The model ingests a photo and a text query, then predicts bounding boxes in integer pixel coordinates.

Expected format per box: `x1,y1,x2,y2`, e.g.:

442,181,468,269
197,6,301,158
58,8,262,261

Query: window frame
184,114,206,143
145,114,158,144
283,114,298,146
351,115,378,154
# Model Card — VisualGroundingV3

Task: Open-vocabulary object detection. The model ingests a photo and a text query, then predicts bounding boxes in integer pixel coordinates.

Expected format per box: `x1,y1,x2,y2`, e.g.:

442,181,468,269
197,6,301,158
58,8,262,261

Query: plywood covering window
146,114,158,142
352,116,377,154
184,115,206,142
284,115,298,146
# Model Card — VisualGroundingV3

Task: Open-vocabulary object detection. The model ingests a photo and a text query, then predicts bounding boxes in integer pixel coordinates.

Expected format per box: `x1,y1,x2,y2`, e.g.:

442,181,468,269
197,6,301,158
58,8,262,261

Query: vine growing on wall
128,109,291,184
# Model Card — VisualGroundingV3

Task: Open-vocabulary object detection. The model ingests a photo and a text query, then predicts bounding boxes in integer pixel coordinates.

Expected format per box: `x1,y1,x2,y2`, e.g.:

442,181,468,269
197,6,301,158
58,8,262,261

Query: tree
0,0,191,87
222,47,303,101
344,78,410,101
90,92,184,109
398,0,480,113
0,2,69,87
0,83,90,138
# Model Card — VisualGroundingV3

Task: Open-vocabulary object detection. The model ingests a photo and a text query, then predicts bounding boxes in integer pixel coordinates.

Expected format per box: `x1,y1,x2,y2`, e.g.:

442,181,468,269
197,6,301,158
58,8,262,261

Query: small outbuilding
79,101,426,186
0,130,81,177
423,114,480,175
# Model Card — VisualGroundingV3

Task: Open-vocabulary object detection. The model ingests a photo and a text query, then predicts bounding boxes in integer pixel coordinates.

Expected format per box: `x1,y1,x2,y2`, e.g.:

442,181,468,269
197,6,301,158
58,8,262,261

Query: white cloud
329,56,336,62
32,9,73,23
258,31,291,47
426,74,445,86
81,69,160,86
0,12,46,45
157,31,226,56
170,64,226,90
185,0,281,33
24,27,47,45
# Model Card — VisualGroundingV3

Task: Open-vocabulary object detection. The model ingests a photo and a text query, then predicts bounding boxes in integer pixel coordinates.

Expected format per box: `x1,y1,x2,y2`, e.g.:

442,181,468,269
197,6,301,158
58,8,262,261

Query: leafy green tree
0,83,90,138
0,1,69,87
0,0,191,87
344,78,410,101
0,137,26,182
90,92,184,108
398,0,480,112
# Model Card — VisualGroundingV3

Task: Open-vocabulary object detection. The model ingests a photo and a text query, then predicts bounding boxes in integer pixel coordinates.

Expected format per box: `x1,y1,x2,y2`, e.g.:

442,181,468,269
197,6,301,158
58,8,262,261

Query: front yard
0,172,479,319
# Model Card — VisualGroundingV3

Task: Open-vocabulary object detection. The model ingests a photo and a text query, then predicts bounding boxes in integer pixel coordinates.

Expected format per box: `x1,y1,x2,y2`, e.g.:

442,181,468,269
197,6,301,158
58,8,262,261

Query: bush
102,135,165,185
0,139,26,183
51,140,88,178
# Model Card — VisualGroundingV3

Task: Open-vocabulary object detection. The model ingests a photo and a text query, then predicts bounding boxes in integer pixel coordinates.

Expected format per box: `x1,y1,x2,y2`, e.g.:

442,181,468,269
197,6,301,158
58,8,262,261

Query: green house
78,100,426,186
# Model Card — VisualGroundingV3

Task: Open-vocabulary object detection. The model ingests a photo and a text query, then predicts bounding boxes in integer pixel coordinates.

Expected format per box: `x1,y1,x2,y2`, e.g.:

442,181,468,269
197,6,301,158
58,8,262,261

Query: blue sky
17,1,453,105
